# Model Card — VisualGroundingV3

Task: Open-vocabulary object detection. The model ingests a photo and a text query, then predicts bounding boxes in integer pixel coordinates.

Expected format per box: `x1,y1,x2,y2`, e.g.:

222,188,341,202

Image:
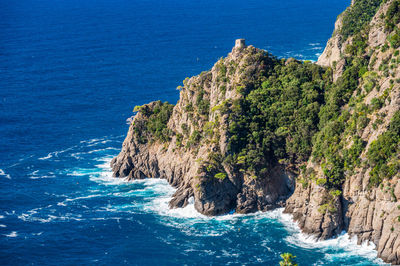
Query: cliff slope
286,0,400,264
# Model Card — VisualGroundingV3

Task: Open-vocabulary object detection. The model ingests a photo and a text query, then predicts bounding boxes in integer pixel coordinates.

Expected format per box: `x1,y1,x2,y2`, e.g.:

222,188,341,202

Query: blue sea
0,0,385,265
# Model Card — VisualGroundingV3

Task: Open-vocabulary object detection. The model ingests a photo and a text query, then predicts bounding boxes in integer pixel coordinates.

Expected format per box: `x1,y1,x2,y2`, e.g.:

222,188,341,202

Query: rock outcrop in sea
112,40,296,215
112,0,400,263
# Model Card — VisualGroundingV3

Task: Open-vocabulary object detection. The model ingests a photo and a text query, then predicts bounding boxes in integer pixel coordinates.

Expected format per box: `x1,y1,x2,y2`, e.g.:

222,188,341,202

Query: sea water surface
0,0,386,264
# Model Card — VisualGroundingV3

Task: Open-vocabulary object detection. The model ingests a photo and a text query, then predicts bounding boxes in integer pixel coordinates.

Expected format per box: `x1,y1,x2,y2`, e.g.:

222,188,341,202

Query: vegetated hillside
287,0,400,263
112,0,400,263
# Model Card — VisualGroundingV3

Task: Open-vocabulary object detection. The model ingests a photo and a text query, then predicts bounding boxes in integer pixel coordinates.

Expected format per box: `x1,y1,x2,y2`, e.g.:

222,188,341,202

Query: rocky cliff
286,0,400,264
112,0,400,263
112,41,299,215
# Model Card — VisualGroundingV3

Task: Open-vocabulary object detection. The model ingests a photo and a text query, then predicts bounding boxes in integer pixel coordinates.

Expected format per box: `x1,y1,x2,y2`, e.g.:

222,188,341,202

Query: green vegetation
388,31,400,48
199,152,228,180
186,130,201,148
196,89,210,116
132,101,174,143
340,0,383,41
133,105,143,112
384,0,400,31
318,203,337,213
309,10,380,190
367,111,400,186
226,58,329,175
214,172,227,180
279,253,298,266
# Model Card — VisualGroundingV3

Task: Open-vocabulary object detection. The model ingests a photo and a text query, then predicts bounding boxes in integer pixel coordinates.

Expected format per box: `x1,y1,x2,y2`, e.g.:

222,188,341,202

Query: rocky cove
111,0,400,264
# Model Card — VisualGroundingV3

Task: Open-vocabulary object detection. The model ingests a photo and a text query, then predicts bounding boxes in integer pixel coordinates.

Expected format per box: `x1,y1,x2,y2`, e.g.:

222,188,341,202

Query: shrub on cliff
133,101,174,143
385,0,400,31
340,0,383,41
227,58,328,175
368,111,400,186
214,172,227,180
388,32,400,49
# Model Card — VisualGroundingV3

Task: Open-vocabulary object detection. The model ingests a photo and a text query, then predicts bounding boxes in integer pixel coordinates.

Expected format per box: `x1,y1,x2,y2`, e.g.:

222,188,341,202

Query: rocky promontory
112,40,299,215
112,0,400,263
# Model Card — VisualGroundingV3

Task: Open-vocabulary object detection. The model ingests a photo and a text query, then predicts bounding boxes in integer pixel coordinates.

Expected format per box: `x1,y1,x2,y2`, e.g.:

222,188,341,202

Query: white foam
38,154,52,160
90,171,128,186
87,138,109,147
267,208,385,264
58,193,106,206
19,212,83,223
80,138,103,144
126,116,134,125
69,148,116,159
149,196,207,219
87,147,119,154
0,169,11,179
79,135,122,144
87,157,129,186
29,170,56,179
130,176,385,263
0,224,6,228
41,175,56,179
39,146,77,160
64,194,103,202
4,231,17,237
83,152,384,264
70,153,82,159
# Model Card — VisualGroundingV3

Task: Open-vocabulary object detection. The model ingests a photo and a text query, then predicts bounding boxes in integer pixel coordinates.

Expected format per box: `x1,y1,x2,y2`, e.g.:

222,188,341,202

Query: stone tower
235,39,246,49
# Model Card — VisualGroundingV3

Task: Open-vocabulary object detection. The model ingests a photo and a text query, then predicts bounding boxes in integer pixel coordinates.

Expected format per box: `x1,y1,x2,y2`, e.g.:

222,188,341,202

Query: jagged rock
317,14,344,69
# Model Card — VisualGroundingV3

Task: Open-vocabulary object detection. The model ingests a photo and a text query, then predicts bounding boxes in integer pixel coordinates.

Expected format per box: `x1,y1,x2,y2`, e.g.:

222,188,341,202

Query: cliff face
286,0,400,264
112,0,400,263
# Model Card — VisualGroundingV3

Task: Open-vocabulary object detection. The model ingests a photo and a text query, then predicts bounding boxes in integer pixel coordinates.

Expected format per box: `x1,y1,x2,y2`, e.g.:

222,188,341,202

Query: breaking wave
0,169,11,179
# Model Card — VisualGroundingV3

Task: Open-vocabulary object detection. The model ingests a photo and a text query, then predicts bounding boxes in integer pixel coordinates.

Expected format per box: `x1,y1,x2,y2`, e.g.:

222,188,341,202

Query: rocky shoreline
112,0,400,263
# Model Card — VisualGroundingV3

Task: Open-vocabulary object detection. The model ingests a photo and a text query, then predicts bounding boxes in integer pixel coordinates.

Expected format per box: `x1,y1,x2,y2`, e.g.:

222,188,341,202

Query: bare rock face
111,41,295,216
343,172,400,264
367,0,392,49
285,181,344,239
236,166,295,213
317,14,345,69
